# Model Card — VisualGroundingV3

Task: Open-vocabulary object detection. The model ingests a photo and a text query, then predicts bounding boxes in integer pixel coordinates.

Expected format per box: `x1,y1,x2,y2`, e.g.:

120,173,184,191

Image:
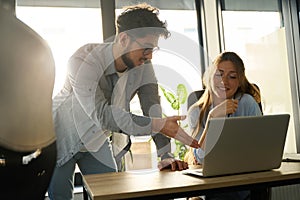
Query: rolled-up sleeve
69,44,153,137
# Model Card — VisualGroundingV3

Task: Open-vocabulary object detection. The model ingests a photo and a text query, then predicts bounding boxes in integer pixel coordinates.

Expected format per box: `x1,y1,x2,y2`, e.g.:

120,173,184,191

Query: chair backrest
187,89,205,110
187,85,263,114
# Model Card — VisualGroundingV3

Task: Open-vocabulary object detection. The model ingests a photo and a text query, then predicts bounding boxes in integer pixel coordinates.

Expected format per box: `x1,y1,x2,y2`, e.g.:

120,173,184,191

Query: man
48,3,199,200
0,1,57,199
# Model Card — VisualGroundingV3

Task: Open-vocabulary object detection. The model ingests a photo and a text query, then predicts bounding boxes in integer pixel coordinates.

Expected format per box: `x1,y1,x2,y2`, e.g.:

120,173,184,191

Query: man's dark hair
116,3,170,39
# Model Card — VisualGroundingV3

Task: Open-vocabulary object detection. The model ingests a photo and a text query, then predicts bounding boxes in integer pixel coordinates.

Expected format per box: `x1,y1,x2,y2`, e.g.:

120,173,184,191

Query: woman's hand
209,99,238,118
184,148,199,165
198,99,238,148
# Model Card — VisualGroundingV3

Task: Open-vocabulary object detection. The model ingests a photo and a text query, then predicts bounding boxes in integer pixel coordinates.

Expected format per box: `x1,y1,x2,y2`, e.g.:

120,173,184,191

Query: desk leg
251,188,271,200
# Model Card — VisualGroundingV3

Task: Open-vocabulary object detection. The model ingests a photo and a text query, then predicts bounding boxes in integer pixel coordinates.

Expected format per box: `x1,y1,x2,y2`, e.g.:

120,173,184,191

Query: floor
45,186,84,200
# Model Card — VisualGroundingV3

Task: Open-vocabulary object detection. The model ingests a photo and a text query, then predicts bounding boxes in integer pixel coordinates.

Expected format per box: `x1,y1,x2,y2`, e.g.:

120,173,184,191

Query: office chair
187,89,205,110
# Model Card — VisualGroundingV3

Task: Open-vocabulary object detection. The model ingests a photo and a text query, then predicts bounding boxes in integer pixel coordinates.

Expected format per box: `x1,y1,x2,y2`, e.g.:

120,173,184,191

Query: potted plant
159,83,189,160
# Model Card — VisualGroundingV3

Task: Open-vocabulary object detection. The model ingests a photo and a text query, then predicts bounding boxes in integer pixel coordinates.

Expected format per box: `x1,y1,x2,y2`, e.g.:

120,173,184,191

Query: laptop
182,114,290,177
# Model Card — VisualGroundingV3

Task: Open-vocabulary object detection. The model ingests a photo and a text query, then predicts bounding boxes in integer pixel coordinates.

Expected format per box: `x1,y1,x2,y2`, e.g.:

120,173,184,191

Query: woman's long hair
189,52,261,138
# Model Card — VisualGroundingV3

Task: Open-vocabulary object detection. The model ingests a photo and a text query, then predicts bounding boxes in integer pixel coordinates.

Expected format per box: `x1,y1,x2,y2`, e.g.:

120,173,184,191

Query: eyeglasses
132,39,160,56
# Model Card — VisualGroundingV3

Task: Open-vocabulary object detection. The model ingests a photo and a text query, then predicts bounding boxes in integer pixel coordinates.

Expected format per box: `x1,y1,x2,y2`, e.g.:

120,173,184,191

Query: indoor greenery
159,83,189,160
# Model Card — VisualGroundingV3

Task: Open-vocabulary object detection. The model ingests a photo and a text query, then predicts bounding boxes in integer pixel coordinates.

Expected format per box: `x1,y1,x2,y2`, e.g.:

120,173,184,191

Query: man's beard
121,52,135,70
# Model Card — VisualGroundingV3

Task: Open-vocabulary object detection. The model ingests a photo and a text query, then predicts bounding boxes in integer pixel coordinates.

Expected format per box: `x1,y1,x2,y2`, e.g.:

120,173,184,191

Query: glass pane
116,0,195,10
115,4,202,164
221,0,279,11
152,10,202,115
115,8,202,117
222,10,297,153
16,6,102,96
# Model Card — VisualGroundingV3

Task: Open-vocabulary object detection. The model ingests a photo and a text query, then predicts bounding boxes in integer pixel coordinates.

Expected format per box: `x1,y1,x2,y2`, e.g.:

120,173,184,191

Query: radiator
271,184,300,200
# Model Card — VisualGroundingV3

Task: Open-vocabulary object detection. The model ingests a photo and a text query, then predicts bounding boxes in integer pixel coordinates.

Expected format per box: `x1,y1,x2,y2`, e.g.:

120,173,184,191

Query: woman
186,52,262,200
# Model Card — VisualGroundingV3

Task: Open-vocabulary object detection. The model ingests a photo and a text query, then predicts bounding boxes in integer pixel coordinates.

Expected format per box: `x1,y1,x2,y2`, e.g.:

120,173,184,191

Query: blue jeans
48,140,117,200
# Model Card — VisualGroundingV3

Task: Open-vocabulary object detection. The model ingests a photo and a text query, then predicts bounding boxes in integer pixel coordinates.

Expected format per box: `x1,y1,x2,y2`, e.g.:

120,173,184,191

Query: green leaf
174,140,188,160
177,84,188,105
159,85,176,105
171,100,180,110
181,124,188,129
162,113,167,118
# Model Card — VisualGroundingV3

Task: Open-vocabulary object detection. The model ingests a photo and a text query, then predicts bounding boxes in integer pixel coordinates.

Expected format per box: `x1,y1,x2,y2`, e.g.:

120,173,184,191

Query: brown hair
189,52,261,138
116,3,170,39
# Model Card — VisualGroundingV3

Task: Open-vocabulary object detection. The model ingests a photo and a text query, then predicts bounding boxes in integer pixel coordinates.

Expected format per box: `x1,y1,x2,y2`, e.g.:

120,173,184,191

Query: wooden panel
83,162,300,200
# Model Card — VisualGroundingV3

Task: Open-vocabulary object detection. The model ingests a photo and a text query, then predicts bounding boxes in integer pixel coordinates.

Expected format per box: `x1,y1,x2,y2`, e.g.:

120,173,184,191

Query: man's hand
152,116,200,149
158,158,188,171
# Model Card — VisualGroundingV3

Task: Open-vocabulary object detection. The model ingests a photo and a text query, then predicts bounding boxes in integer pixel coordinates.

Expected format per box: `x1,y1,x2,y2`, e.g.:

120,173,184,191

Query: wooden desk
82,162,300,200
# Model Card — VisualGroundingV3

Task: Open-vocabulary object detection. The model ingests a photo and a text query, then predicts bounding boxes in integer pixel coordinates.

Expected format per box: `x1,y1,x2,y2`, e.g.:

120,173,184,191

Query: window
116,1,202,116
220,0,297,153
115,1,202,165
15,0,203,165
16,2,102,96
